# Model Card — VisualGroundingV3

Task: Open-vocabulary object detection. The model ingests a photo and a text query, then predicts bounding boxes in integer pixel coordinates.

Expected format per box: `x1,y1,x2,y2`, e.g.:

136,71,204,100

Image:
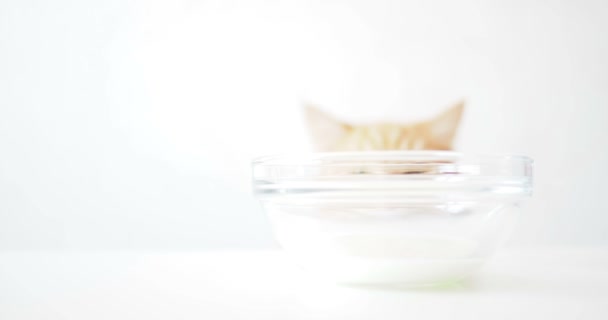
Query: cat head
304,101,464,152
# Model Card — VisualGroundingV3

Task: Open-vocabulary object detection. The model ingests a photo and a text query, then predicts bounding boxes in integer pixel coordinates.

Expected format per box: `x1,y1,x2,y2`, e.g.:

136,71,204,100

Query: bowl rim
252,151,534,199
252,151,533,167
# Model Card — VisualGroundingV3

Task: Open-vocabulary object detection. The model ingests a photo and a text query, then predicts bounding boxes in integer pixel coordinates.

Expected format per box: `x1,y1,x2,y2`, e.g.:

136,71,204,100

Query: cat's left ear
304,104,351,152
428,100,465,145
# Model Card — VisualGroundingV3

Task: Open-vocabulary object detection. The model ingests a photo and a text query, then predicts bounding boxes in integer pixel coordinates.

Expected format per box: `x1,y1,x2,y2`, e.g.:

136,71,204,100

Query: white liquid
281,234,483,285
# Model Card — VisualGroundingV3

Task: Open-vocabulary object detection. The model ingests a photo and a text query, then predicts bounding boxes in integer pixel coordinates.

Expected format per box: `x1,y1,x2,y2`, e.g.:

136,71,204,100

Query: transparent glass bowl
252,151,533,286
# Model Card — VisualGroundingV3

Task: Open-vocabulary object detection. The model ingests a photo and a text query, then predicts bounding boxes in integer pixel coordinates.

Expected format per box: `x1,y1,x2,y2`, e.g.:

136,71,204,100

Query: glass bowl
252,151,533,286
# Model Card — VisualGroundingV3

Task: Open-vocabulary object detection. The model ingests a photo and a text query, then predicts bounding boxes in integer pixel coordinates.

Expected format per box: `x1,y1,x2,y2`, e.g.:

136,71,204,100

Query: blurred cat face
305,102,464,152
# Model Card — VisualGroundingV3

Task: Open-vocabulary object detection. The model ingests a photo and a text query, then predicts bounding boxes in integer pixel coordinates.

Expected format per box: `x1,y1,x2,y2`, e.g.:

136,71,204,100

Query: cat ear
427,101,465,147
304,104,351,151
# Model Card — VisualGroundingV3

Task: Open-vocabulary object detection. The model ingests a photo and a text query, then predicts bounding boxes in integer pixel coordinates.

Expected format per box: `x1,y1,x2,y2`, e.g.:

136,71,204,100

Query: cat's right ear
304,104,351,152
427,100,465,148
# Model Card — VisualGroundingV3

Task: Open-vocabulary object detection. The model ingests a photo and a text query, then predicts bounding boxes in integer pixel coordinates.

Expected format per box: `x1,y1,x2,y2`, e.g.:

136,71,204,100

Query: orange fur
305,101,465,152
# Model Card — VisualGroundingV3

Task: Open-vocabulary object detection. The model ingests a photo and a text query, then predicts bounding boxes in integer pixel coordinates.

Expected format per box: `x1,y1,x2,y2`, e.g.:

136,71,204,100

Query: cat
304,101,464,152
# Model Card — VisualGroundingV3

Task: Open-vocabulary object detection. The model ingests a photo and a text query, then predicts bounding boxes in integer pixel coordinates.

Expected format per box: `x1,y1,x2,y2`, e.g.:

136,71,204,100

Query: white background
0,0,607,250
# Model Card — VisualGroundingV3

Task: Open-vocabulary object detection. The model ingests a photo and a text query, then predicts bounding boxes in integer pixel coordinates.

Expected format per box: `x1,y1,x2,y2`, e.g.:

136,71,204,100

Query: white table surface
1,248,607,320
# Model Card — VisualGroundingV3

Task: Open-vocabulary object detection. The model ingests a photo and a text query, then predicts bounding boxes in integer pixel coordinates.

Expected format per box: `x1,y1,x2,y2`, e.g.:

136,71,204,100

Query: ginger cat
305,101,464,152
